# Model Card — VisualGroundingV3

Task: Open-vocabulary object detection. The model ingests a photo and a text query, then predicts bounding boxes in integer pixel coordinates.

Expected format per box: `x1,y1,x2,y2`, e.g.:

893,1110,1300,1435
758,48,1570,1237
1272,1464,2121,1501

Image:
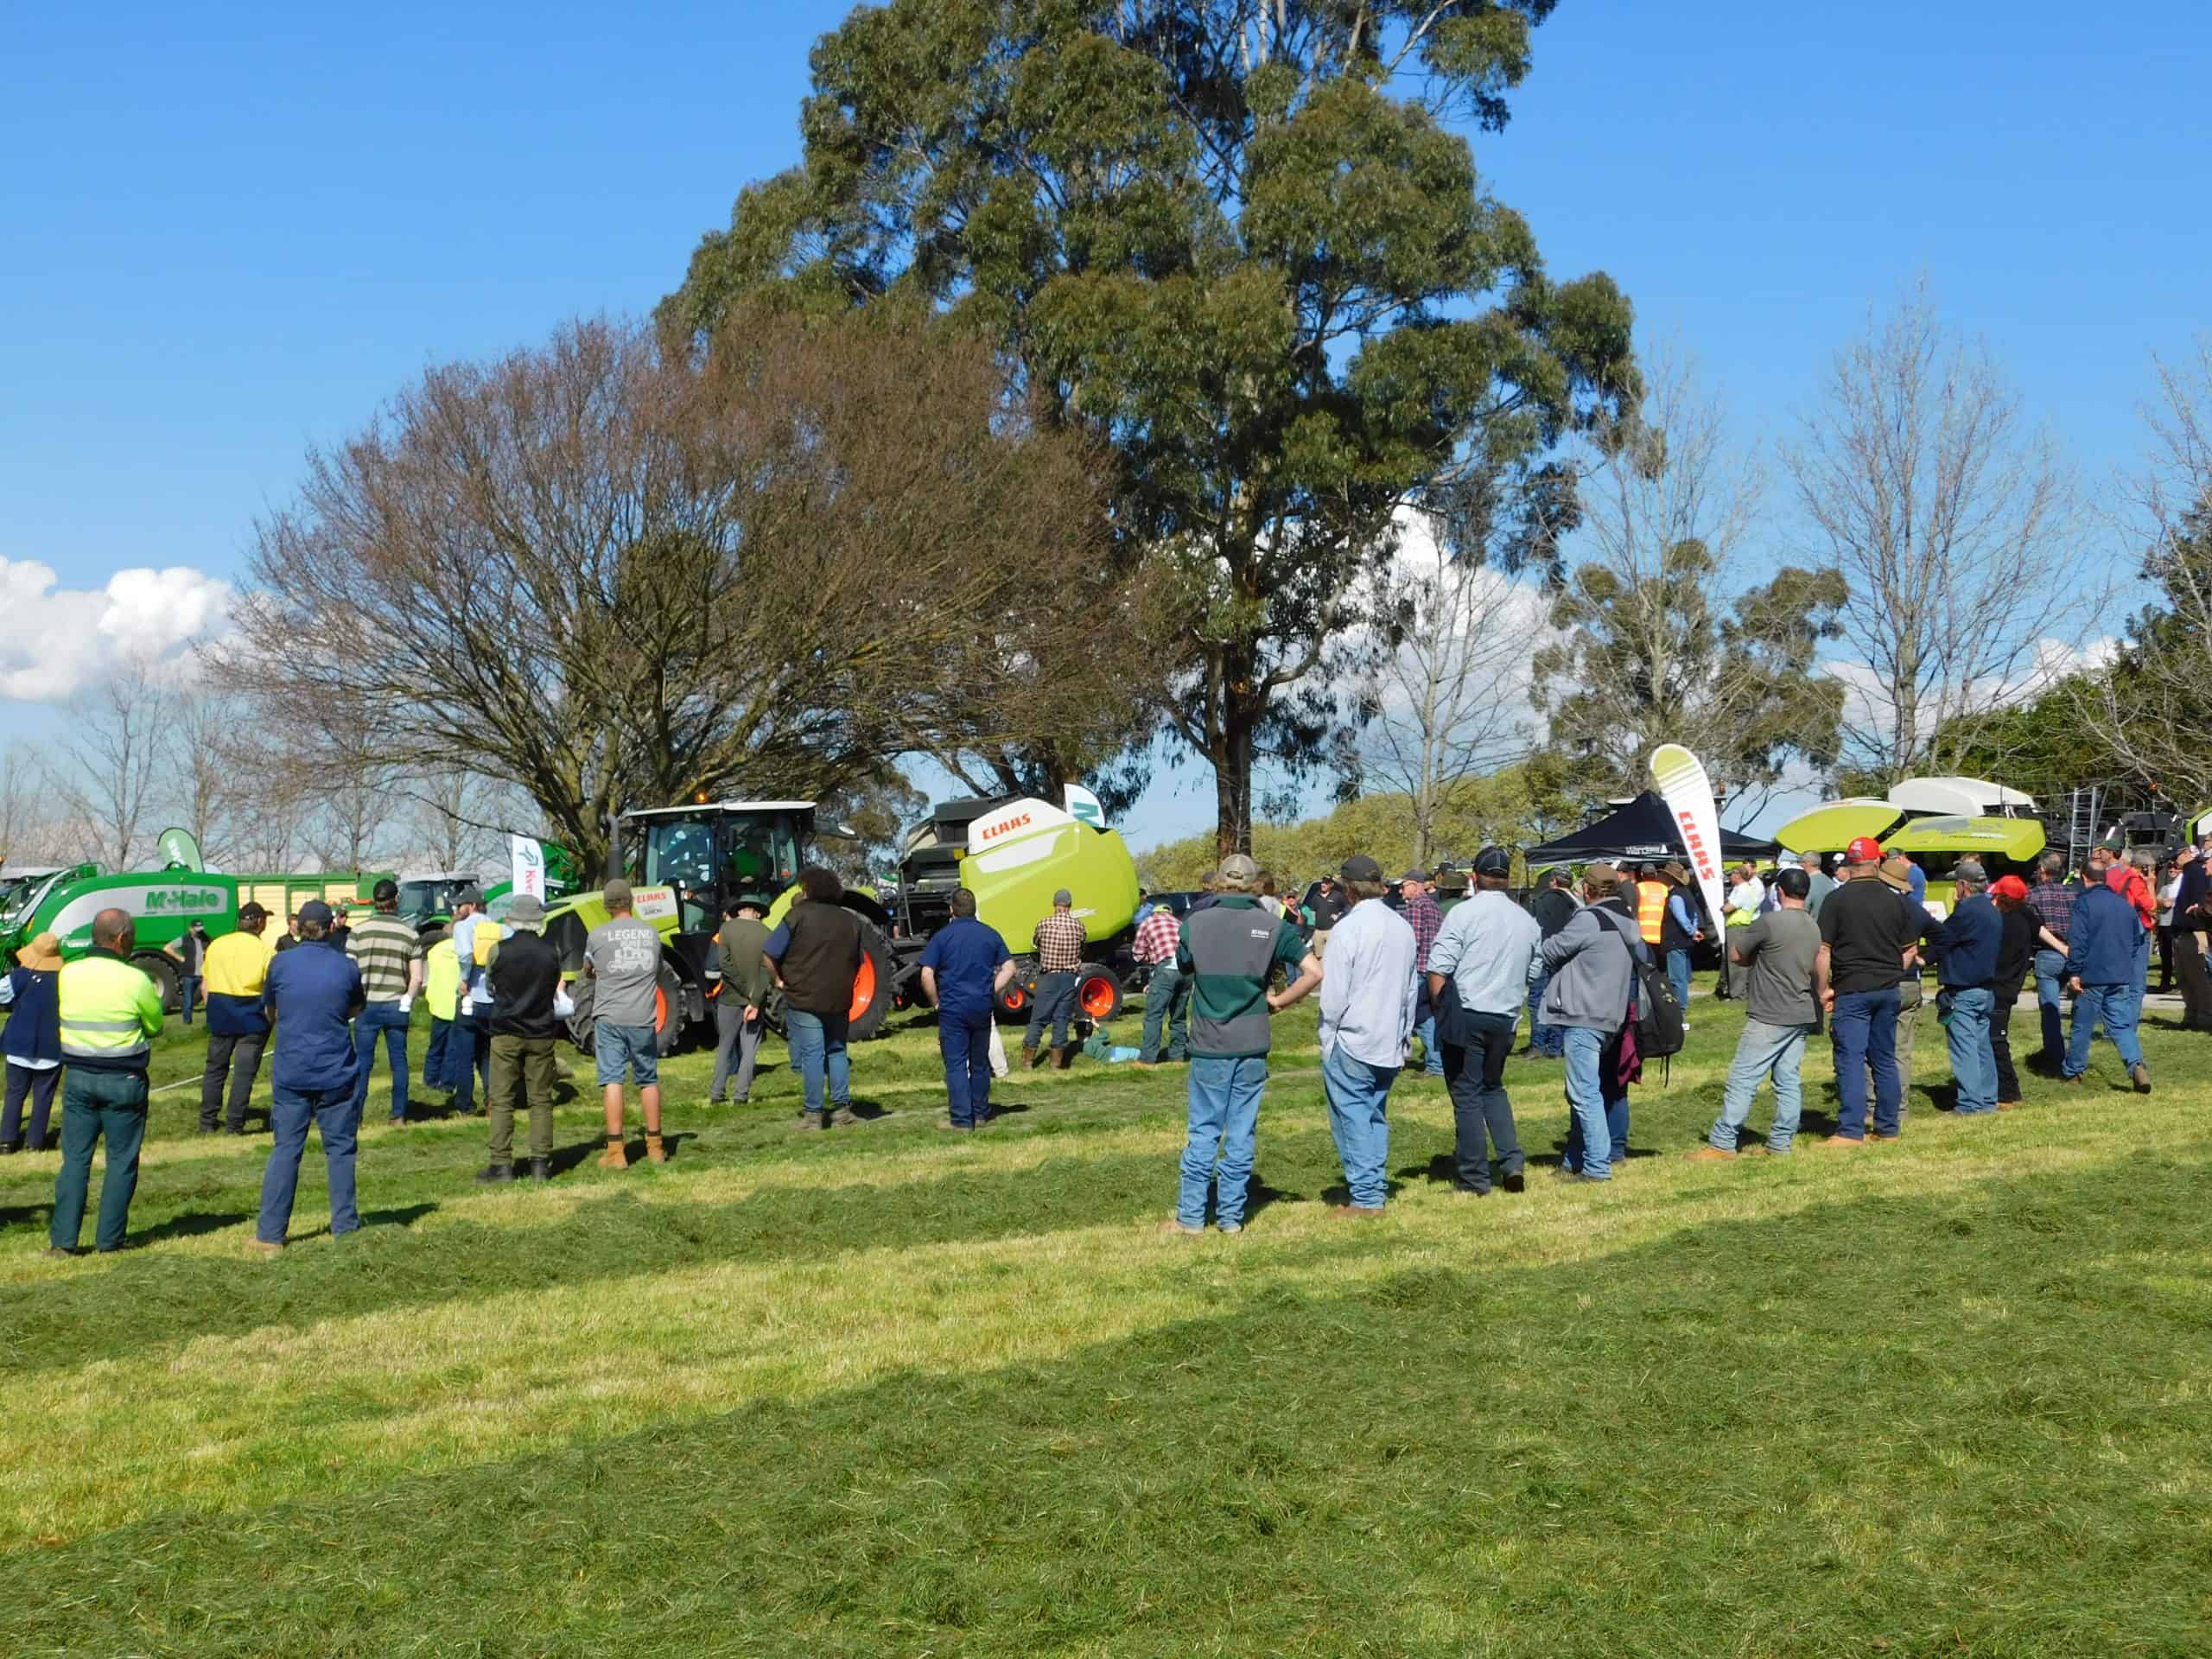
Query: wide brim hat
16,931,62,971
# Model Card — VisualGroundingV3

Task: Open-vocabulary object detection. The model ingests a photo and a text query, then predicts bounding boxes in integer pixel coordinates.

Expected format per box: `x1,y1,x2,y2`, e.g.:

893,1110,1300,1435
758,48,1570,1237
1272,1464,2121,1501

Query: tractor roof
620,801,817,820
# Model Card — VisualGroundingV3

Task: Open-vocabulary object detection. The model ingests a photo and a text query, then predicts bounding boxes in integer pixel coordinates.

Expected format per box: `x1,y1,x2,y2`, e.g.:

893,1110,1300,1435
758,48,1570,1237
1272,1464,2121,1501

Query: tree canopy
666,0,1637,855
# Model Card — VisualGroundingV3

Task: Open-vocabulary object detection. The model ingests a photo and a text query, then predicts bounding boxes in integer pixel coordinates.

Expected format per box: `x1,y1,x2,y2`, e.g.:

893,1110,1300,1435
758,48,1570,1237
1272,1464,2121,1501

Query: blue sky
6,2,2206,848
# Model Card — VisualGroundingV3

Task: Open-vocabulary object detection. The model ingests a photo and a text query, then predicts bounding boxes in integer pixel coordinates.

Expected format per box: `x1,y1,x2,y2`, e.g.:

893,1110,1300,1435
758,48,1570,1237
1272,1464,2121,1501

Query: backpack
1592,906,1685,1062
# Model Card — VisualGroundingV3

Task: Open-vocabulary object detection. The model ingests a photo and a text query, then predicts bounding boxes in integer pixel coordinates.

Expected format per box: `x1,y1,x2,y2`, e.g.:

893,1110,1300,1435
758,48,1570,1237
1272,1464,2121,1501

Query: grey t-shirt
584,915,663,1029
1735,908,1821,1027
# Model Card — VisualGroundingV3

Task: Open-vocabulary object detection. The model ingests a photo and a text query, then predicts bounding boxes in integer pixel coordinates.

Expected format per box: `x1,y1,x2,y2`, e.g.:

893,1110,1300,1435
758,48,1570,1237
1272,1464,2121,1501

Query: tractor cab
626,801,817,934
395,871,480,932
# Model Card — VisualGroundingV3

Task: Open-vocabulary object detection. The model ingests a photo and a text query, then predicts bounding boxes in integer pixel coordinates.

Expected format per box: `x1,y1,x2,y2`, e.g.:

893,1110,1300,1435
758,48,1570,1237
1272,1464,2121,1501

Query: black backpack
1592,906,1686,1061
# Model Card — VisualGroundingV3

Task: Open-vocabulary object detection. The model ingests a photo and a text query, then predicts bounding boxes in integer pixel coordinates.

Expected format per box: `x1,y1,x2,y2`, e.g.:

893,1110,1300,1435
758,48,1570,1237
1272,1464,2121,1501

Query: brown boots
1022,1046,1040,1070
1052,1046,1072,1071
600,1133,667,1170
645,1132,666,1163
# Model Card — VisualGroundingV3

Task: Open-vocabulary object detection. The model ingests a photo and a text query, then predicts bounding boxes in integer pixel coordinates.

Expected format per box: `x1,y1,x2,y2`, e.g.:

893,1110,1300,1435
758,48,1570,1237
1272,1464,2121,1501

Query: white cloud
0,557,232,702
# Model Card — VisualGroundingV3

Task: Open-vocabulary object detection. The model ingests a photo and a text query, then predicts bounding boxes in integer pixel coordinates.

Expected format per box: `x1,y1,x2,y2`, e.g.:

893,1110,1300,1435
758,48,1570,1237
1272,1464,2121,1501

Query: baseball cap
1582,861,1621,894
456,887,485,907
1472,846,1512,879
1341,853,1384,882
298,899,334,926
1776,868,1811,899
603,878,635,909
507,893,547,925
1218,853,1261,884
238,901,268,922
1052,887,1074,906
1990,874,2029,901
1401,868,1430,883
1845,836,1885,864
372,879,398,903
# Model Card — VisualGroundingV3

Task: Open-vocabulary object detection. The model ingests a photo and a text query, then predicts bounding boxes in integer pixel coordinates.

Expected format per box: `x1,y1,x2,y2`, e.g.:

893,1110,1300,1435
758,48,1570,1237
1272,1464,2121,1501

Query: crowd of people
3,825,2196,1253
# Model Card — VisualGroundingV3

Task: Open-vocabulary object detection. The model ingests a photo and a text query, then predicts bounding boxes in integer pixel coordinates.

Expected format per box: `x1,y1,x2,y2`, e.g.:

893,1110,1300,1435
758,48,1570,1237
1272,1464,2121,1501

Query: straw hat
16,931,62,971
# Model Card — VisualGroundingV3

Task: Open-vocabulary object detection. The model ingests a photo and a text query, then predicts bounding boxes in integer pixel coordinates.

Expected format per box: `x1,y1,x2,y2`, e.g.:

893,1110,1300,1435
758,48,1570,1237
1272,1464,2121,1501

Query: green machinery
0,862,238,1010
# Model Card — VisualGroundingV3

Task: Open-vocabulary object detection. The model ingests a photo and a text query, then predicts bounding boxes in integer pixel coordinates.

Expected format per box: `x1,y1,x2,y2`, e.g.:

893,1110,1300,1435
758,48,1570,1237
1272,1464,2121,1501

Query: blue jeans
1178,1055,1266,1230
1444,1009,1522,1192
1321,1043,1396,1208
1527,971,1562,1057
1711,1019,1813,1151
1830,986,1902,1139
257,1082,361,1243
425,1017,452,1090
2065,982,2145,1077
1559,1026,1625,1179
352,1001,412,1121
1666,950,1692,1017
785,1007,851,1115
939,1010,994,1128
449,1014,489,1112
49,1069,149,1253
1410,977,1444,1076
1140,966,1191,1060
177,974,201,1025
1942,986,1997,1114
1024,971,1078,1051
2033,948,2067,1061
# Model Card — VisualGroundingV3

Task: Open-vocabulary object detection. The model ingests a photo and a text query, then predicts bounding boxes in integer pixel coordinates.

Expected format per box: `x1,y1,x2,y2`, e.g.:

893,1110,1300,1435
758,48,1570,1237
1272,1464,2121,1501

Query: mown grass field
4,987,2210,1656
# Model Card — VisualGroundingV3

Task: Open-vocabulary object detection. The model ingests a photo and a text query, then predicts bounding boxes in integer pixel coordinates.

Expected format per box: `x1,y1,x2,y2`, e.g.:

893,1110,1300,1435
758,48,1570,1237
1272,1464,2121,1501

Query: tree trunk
1212,713,1256,860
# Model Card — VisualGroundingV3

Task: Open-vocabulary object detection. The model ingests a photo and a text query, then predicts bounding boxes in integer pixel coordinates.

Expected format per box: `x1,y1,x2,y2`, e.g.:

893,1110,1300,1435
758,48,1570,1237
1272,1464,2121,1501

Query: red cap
1990,874,2029,902
1844,836,1885,864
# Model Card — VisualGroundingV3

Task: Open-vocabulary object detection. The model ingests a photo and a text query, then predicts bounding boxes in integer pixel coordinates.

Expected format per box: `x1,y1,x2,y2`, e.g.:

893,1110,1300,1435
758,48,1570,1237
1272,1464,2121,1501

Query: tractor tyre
134,952,181,1014
1076,963,1125,1026
654,961,687,1054
849,922,896,1042
995,957,1038,1023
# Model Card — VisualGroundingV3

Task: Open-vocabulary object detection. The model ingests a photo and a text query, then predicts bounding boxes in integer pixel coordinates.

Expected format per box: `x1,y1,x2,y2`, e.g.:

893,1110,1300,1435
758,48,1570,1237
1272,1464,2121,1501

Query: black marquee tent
1522,791,1779,869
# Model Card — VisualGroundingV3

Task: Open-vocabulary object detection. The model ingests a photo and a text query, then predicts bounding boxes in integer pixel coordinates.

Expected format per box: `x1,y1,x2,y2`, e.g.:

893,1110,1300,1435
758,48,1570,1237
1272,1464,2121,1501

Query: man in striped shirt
1025,892,1089,1070
347,880,424,1126
1133,903,1190,1066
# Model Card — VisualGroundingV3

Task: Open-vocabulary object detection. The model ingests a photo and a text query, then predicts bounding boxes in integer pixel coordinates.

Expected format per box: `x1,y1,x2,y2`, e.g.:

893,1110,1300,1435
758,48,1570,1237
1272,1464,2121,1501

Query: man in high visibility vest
49,909,165,1256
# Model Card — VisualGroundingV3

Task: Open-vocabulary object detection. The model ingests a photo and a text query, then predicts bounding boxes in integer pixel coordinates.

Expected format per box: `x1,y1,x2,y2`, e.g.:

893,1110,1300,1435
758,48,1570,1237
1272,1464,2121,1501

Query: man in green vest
49,909,165,1256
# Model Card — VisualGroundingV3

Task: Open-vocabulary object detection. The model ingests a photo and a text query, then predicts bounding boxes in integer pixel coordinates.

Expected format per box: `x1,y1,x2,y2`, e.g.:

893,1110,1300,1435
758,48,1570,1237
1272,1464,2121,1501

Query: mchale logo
978,812,1033,843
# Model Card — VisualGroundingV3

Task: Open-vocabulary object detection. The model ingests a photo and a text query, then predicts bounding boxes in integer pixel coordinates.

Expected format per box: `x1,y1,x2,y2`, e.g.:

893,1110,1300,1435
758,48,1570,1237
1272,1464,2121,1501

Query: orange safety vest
1635,879,1666,945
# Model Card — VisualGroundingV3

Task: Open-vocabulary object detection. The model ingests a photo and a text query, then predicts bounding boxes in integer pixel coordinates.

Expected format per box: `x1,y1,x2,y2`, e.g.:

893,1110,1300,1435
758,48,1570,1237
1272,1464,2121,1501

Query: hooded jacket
1538,895,1649,1032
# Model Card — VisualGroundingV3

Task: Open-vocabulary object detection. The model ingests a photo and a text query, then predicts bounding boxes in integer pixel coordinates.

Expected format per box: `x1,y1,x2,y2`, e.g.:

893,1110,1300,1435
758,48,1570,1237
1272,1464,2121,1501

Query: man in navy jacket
1934,860,2003,1116
2063,856,2152,1093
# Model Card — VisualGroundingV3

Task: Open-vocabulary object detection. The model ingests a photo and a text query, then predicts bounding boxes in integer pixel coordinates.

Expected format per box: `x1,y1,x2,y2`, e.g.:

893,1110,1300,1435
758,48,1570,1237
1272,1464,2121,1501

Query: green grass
5,992,2212,1656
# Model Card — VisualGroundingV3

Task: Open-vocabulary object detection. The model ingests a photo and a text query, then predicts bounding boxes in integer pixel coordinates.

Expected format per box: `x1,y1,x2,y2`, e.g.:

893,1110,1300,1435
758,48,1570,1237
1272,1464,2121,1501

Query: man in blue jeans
1934,860,2003,1116
346,880,423,1126
1689,867,1821,1160
251,900,365,1255
2024,853,2077,1067
1660,863,1701,1022
2063,861,2153,1093
766,867,867,1128
919,890,1014,1130
1428,846,1543,1196
1524,868,1577,1058
1025,890,1089,1070
1316,853,1416,1217
1538,864,1645,1181
1161,853,1319,1236
1815,837,1916,1144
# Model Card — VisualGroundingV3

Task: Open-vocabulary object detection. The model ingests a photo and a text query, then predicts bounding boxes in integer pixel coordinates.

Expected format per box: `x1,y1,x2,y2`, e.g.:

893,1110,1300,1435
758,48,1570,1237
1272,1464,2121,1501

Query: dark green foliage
666,2,1637,855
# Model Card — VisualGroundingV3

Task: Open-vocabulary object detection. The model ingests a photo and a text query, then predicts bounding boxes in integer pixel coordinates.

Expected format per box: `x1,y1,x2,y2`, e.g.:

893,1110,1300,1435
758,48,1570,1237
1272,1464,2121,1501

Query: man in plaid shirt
1133,904,1190,1066
2024,852,2079,1068
1025,890,1090,1071
1400,870,1445,1077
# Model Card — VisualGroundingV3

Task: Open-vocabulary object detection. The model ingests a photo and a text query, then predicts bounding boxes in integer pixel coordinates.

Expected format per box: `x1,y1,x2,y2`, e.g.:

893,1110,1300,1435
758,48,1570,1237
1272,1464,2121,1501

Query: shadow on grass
14,1150,2212,1656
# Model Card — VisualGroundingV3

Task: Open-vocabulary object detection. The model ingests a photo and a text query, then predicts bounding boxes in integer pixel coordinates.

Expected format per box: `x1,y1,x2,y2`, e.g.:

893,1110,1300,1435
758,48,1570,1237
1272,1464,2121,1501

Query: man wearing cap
1988,874,2039,1106
479,893,562,1181
1690,866,1821,1160
1659,862,1702,1021
1398,870,1445,1078
48,911,165,1255
1131,896,1191,1067
584,879,666,1167
1523,868,1578,1058
919,888,1016,1131
1933,859,2003,1117
251,899,367,1252
1815,836,1916,1145
1427,846,1542,1196
709,895,774,1107
422,929,464,1104
1306,875,1348,956
347,878,424,1127
1026,888,1088,1071
1162,851,1321,1235
1313,854,1416,1216
2063,854,2153,1092
1536,863,1645,1181
200,900,275,1135
448,889,498,1115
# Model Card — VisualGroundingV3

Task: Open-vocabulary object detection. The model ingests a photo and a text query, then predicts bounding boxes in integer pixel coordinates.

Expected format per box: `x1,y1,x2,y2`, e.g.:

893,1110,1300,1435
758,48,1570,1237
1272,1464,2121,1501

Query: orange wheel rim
654,983,670,1033
1006,986,1027,1010
849,955,877,1022
1080,976,1116,1018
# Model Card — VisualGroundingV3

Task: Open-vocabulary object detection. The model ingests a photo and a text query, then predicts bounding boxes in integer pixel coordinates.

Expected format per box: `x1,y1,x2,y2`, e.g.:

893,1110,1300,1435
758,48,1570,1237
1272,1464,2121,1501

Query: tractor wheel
849,923,896,1042
995,957,1037,1023
1076,963,1124,1026
134,953,181,1014
654,962,687,1054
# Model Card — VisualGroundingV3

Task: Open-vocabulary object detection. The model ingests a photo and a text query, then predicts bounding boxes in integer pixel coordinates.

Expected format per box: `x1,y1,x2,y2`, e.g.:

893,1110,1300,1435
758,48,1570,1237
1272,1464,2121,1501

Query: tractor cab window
723,817,802,894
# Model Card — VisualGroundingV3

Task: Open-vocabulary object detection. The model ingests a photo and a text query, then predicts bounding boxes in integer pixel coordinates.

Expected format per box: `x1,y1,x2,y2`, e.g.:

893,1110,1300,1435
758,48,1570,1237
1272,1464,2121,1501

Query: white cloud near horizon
0,557,232,702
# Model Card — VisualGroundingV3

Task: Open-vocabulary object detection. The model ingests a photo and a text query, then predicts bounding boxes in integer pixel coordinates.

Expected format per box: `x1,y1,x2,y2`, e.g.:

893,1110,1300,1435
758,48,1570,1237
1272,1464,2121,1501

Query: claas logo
978,812,1033,843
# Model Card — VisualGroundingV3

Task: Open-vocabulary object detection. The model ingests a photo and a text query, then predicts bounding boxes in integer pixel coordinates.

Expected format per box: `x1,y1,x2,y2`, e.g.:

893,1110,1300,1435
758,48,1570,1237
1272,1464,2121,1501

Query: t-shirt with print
584,915,663,1029
1733,909,1821,1027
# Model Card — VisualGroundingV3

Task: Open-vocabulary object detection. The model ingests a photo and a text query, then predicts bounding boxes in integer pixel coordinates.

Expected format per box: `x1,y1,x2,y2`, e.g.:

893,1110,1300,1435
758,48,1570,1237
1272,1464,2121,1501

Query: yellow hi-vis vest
57,952,165,1067
424,938,461,1021
1636,880,1666,945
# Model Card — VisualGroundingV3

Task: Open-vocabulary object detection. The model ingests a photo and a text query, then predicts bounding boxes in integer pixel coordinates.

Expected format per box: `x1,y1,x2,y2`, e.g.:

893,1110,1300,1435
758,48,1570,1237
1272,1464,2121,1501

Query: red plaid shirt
1033,909,1089,973
1134,908,1181,966
1402,891,1442,969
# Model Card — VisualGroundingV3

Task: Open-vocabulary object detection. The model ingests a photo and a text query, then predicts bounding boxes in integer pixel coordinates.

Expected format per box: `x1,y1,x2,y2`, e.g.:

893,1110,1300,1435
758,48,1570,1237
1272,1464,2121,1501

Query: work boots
1021,1046,1041,1070
599,1141,629,1170
1052,1046,1072,1071
645,1132,666,1163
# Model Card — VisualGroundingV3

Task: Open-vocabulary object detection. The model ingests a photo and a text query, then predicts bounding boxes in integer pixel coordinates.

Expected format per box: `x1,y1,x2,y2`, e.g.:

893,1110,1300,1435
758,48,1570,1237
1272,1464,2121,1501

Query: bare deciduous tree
49,658,164,867
0,745,66,868
1784,283,2096,782
223,308,1116,873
